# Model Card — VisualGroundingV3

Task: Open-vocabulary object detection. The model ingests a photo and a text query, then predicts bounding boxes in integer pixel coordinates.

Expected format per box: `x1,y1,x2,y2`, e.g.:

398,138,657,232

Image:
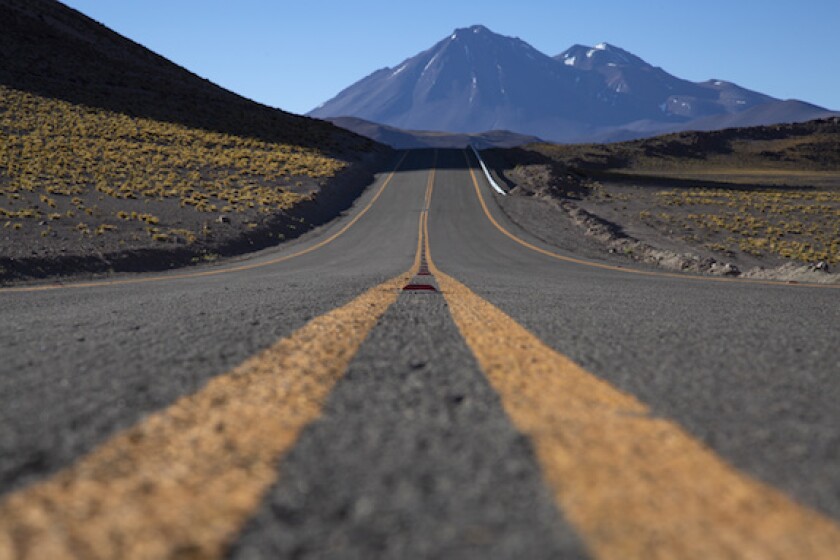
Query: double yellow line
2,152,839,559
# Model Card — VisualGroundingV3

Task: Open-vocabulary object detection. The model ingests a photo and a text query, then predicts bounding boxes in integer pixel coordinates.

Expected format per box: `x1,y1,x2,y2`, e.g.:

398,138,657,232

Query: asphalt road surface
1,149,839,559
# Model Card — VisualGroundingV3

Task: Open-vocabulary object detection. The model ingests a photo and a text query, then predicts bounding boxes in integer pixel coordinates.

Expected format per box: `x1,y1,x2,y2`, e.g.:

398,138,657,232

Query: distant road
2,149,839,559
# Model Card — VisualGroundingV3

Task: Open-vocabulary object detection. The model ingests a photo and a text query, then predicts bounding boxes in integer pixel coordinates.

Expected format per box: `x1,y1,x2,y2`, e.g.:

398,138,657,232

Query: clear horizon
61,0,839,116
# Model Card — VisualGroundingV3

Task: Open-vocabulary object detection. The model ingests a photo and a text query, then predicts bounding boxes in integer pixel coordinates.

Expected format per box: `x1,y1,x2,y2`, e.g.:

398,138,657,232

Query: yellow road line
424,223,840,556
0,275,406,558
424,150,437,209
2,151,410,294
462,149,839,289
415,150,437,265
0,164,435,559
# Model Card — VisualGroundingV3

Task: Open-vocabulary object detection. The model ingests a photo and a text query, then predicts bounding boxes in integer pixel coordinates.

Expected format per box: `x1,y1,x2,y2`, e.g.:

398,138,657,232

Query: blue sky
62,0,839,115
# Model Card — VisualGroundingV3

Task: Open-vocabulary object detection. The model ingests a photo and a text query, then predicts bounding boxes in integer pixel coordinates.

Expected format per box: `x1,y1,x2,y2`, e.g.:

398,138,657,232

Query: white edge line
470,145,506,196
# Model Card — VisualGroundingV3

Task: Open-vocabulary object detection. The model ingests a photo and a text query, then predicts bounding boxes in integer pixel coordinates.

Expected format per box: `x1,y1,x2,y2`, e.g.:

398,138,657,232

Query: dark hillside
0,0,387,283
0,0,370,155
523,118,840,172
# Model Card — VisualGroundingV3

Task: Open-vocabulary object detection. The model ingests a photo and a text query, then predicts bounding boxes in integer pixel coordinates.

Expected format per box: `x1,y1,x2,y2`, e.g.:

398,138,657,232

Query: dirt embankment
484,129,840,284
0,153,390,284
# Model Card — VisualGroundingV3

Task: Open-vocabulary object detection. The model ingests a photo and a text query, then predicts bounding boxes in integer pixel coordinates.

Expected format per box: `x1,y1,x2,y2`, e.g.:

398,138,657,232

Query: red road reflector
403,283,437,292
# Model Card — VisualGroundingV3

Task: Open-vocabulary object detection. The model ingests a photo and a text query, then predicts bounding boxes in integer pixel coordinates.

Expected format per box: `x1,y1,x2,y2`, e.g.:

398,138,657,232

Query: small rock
449,394,466,405
352,497,374,519
216,215,230,224
700,257,717,269
709,261,739,276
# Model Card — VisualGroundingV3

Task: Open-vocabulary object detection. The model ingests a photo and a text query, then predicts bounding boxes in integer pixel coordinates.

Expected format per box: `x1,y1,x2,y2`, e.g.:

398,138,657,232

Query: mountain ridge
310,25,836,143
326,116,542,149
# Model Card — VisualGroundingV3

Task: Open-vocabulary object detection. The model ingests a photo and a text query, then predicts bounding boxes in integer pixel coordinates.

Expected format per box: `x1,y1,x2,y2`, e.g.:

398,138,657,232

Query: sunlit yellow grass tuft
0,85,346,216
656,189,840,263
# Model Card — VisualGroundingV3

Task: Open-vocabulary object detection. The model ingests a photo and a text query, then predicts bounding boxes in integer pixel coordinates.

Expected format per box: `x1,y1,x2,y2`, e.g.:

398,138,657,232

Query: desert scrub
95,224,117,235
168,228,197,244
0,85,346,215
655,188,840,264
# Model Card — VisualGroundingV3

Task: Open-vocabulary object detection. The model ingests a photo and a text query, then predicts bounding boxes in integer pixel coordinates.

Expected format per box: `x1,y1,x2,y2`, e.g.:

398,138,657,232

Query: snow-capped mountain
309,26,834,143
555,42,774,121
310,25,608,140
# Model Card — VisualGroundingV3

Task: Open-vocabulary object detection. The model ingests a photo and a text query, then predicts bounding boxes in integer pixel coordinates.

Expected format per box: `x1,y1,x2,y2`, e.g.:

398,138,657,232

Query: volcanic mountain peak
450,24,491,38
353,25,557,91
310,25,835,143
436,24,550,63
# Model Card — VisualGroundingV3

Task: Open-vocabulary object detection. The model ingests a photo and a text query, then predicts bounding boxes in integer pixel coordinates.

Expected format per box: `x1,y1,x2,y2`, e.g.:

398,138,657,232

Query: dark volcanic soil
0,156,389,284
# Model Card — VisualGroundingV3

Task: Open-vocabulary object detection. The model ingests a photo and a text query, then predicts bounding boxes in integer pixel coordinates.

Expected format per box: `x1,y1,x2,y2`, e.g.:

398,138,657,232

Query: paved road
1,149,839,559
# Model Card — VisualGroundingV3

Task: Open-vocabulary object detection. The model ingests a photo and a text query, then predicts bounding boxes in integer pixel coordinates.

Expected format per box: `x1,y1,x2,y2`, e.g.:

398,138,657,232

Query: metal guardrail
470,145,506,196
